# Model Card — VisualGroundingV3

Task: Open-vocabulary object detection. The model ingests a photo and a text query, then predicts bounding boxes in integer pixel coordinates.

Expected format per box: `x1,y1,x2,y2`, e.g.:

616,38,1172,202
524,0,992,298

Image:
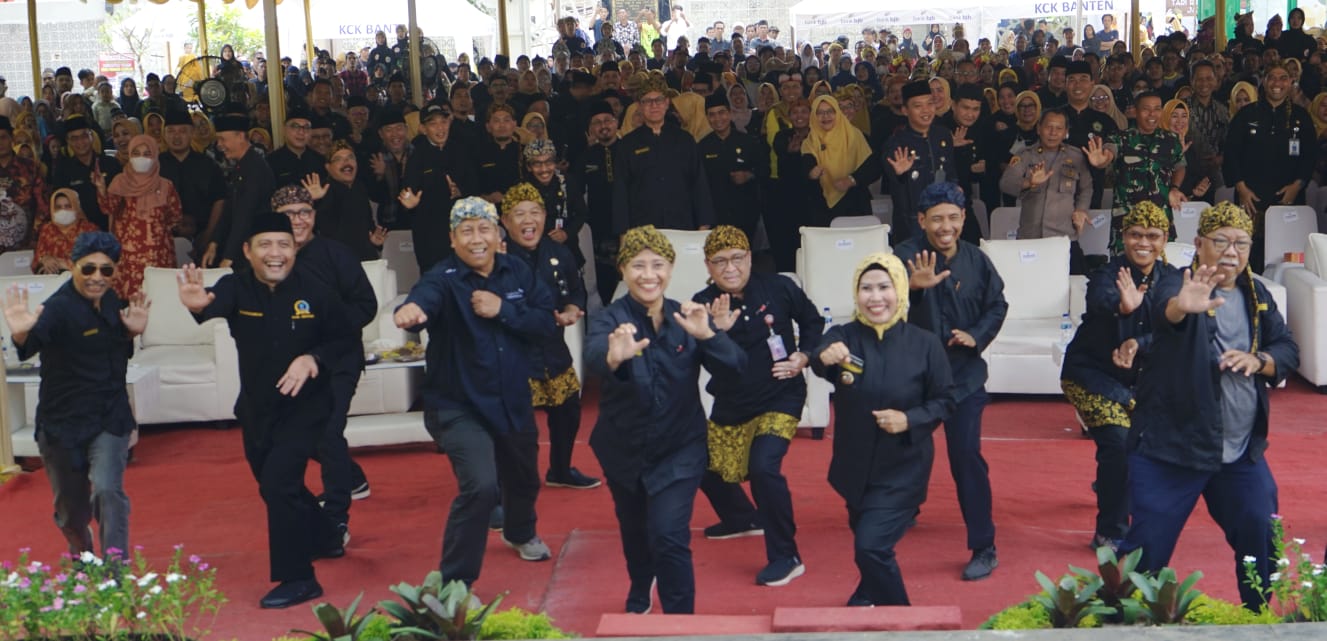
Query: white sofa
981,237,1088,395
1283,233,1327,389
348,260,422,416
131,267,241,425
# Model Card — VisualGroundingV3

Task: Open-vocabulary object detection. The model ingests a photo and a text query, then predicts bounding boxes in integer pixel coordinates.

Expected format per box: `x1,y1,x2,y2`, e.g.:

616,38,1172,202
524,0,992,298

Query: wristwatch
1256,352,1270,370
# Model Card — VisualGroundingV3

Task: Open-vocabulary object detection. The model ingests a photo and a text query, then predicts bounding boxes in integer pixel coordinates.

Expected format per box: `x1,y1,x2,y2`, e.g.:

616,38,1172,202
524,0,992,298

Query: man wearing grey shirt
1120,202,1298,610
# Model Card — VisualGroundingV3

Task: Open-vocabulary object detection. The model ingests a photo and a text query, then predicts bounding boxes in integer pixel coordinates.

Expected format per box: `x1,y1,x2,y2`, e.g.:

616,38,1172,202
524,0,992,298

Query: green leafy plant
979,600,1052,630
1031,571,1116,628
1184,595,1283,625
377,572,501,641
1129,566,1204,624
294,593,378,641
1071,545,1146,623
0,545,225,641
477,608,572,640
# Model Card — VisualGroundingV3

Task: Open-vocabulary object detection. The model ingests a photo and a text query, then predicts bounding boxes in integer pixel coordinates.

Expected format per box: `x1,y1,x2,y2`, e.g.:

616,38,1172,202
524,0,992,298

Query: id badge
1290,139,1301,157
934,167,947,184
767,335,788,361
555,217,565,229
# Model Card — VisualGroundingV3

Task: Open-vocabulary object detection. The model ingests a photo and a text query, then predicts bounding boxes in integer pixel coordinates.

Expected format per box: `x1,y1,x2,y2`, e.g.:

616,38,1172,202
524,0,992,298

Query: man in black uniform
524,139,586,267
946,85,998,243
272,184,377,542
1037,56,1069,110
267,107,327,189
1060,60,1118,209
51,116,116,231
159,108,226,257
1223,61,1316,272
179,213,358,609
882,81,958,244
206,110,275,268
575,101,620,305
698,93,766,242
612,73,715,234
398,102,478,273
476,104,524,203
366,108,413,231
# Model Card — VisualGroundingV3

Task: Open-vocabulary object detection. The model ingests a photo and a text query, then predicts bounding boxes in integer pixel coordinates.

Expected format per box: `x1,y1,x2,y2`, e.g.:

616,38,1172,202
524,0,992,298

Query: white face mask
53,209,76,226
129,156,154,173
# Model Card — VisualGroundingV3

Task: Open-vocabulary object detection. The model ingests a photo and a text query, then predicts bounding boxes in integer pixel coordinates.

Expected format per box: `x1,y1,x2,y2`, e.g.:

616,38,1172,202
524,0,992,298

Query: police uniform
192,227,358,592
999,143,1094,272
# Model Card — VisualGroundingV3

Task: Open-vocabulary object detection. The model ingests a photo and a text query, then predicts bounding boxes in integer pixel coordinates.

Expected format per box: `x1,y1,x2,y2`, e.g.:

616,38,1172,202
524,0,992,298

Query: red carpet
3,378,1326,640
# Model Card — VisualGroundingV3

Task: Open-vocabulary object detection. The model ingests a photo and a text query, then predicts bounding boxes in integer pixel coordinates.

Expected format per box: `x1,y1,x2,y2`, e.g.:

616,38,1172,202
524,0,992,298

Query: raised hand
906,250,952,290
1173,265,1225,315
1084,136,1112,168
398,188,423,209
1027,161,1052,188
370,152,388,179
819,341,851,368
886,147,916,176
302,173,329,200
276,354,319,396
1116,266,1148,315
176,264,216,313
369,225,388,247
1,284,42,339
394,302,428,328
706,293,740,332
673,300,715,339
119,291,151,336
606,322,650,370
952,126,972,147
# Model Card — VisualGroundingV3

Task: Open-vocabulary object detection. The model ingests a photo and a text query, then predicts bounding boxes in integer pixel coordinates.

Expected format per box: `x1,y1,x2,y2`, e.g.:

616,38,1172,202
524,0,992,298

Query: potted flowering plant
0,545,226,641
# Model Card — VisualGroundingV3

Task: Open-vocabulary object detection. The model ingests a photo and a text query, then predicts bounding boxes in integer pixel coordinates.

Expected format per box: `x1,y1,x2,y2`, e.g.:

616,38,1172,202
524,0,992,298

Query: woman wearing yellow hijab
670,91,712,141
1010,90,1042,152
190,111,216,154
801,95,879,226
1311,92,1327,139
516,111,550,144
809,251,956,606
1228,81,1257,116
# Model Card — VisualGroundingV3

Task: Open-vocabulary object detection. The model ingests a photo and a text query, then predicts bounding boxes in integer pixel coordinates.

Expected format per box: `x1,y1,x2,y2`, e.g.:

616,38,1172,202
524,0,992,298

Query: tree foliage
188,5,264,60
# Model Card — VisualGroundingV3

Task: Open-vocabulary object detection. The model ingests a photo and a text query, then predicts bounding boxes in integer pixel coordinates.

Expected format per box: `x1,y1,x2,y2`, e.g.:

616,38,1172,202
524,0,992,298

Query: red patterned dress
98,184,181,298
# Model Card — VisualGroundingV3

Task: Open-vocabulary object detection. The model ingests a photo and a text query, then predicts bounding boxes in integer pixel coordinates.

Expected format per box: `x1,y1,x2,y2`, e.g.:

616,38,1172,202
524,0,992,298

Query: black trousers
312,370,368,527
699,434,799,562
424,408,541,586
1091,424,1130,540
847,493,915,606
607,473,702,614
243,423,335,583
541,394,582,478
943,390,996,550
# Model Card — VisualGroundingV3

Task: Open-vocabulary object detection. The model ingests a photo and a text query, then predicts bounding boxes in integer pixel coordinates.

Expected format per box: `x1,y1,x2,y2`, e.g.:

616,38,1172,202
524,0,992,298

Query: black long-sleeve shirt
403,137,477,272
882,125,958,243
295,236,379,373
17,281,134,451
587,296,746,492
266,146,327,189
52,153,118,231
692,272,823,425
811,321,955,509
193,269,358,442
507,238,585,378
698,129,767,232
799,148,883,226
159,150,225,240
574,142,616,243
474,138,523,197
214,147,276,264
315,180,379,262
895,237,1008,402
399,253,556,434
1224,99,1317,206
612,123,715,234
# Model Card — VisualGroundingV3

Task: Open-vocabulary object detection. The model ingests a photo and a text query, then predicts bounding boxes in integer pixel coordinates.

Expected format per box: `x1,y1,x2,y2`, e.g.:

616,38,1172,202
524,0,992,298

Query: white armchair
131,267,240,424
348,260,422,416
980,237,1085,395
1283,233,1327,389
1,274,71,456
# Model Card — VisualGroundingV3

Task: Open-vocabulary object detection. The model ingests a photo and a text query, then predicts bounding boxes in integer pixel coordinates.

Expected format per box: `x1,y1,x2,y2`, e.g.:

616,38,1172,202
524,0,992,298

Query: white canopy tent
308,0,496,56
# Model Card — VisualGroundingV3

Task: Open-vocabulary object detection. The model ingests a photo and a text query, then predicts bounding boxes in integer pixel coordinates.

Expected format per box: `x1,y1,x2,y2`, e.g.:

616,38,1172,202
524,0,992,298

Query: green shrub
478,608,574,639
359,613,394,641
1185,595,1283,625
980,601,1052,630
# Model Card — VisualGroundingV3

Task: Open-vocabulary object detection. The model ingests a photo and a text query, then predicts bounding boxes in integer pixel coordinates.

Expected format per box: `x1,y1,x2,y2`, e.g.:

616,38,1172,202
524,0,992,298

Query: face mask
53,209,76,226
130,156,154,173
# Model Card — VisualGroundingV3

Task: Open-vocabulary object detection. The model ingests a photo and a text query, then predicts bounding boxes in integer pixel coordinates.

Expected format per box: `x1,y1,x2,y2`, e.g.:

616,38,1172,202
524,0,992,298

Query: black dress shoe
260,579,323,609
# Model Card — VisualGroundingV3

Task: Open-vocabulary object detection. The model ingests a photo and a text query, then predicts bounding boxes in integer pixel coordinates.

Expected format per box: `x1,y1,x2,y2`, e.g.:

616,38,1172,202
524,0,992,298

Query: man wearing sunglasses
1121,202,1297,611
3,232,149,561
179,212,359,609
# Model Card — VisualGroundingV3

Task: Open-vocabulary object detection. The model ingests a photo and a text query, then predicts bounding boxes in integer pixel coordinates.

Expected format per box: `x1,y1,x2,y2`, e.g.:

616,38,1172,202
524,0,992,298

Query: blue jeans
1121,453,1278,609
943,390,996,550
38,430,130,558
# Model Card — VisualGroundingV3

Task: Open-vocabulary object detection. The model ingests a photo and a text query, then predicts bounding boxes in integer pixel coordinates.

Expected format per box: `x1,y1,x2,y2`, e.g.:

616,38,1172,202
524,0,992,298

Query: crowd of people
1,5,1312,619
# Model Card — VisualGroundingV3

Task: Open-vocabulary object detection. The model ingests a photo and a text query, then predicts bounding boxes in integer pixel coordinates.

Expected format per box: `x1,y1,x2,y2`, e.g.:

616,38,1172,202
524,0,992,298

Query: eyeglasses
287,122,311,130
79,263,115,277
283,207,316,220
1017,102,1037,109
1204,235,1253,253
707,252,748,269
639,96,669,106
1090,95,1111,102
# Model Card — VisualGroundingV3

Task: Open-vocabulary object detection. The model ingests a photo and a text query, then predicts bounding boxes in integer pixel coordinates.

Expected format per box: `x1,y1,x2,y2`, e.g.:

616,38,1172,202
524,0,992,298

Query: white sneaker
501,534,551,561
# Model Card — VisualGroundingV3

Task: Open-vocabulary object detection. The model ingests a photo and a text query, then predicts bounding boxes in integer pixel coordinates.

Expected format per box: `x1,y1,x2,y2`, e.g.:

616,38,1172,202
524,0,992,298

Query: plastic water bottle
1059,313,1074,344
823,306,833,328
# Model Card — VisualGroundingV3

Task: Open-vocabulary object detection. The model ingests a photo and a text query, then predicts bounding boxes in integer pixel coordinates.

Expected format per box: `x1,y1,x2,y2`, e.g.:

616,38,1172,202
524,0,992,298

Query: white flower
79,551,98,564
1315,565,1325,577
136,572,158,587
148,585,163,595
136,611,147,620
97,579,118,591
27,562,42,573
1244,555,1258,563
1304,581,1314,589
1295,538,1307,545
165,573,184,584
1278,558,1292,567
1271,572,1282,581
2,571,19,588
